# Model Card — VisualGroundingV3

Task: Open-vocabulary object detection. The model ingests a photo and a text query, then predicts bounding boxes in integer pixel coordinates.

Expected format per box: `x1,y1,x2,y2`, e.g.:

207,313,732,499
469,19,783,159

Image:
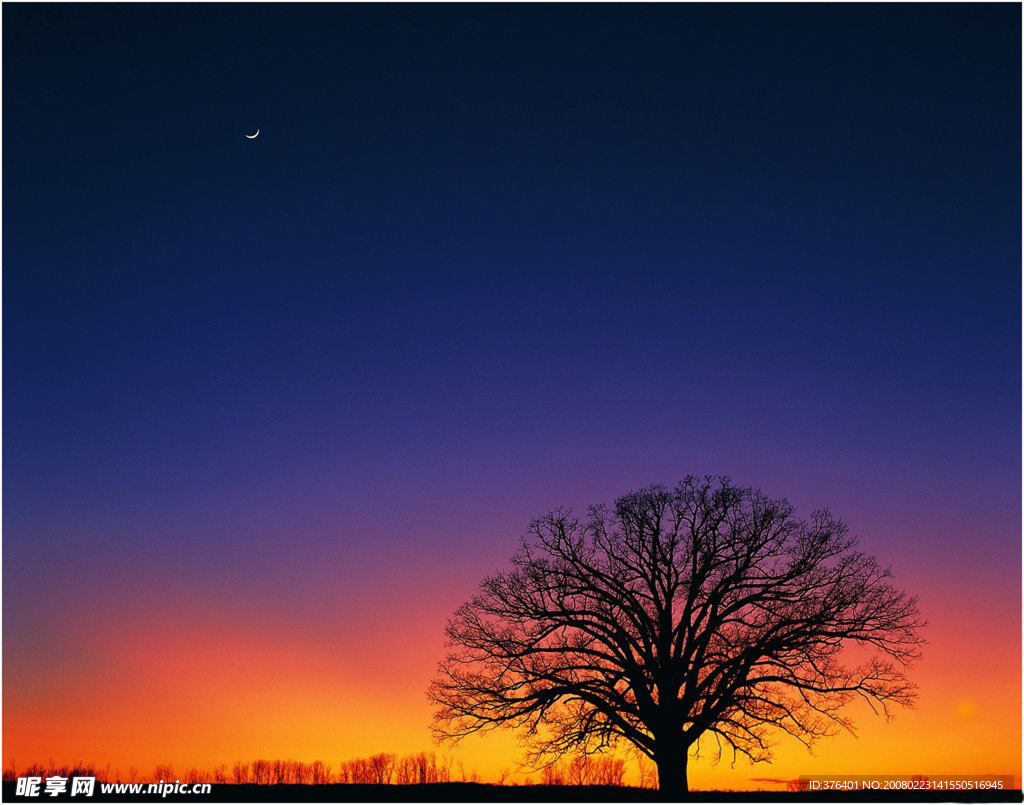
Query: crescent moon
245,129,260,139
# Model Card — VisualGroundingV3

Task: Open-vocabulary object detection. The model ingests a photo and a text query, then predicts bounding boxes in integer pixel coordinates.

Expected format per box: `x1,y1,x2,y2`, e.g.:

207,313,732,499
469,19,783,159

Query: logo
15,776,95,797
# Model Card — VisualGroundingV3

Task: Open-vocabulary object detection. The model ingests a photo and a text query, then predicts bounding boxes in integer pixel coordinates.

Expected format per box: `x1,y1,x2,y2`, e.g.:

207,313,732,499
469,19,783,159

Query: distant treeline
4,753,650,787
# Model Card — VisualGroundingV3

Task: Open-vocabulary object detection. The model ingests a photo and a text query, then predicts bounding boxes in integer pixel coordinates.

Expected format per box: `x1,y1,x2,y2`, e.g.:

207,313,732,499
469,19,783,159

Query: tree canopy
430,476,924,793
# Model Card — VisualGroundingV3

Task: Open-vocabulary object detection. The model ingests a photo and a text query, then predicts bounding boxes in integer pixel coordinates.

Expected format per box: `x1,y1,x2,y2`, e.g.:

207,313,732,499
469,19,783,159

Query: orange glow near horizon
4,576,1020,791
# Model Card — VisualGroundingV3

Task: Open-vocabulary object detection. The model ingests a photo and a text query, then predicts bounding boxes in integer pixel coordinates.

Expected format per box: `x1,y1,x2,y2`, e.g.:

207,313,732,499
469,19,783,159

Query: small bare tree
251,760,271,785
309,760,332,785
568,754,592,786
634,754,656,790
152,765,175,783
430,477,924,794
369,753,396,785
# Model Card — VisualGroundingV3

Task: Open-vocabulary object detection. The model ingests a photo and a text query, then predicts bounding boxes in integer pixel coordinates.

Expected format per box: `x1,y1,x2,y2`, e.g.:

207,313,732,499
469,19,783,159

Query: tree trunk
655,744,689,796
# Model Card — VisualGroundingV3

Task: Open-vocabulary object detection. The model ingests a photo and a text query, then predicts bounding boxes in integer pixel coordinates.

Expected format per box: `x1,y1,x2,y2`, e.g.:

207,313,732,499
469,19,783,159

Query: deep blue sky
4,3,1020,651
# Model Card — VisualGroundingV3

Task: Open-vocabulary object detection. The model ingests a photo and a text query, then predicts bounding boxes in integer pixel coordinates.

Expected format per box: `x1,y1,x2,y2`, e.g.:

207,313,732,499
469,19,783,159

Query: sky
3,3,1021,789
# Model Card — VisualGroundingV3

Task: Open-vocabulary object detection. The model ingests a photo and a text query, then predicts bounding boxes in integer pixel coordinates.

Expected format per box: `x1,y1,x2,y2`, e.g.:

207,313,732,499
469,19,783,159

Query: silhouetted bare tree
430,476,924,794
251,759,271,785
153,765,175,783
369,753,397,785
309,760,332,785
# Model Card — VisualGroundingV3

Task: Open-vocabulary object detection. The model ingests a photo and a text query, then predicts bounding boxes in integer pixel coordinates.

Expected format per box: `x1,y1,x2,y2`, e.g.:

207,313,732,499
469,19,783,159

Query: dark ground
4,783,1022,803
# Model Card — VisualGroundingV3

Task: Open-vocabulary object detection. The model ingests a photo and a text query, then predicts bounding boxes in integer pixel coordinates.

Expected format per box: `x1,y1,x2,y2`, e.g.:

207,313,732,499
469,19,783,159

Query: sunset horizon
5,473,1020,793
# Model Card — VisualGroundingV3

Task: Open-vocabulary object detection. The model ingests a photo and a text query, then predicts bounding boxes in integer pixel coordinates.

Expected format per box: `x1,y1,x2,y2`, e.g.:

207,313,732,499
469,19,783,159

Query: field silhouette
3,780,1021,802
4,758,1020,802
